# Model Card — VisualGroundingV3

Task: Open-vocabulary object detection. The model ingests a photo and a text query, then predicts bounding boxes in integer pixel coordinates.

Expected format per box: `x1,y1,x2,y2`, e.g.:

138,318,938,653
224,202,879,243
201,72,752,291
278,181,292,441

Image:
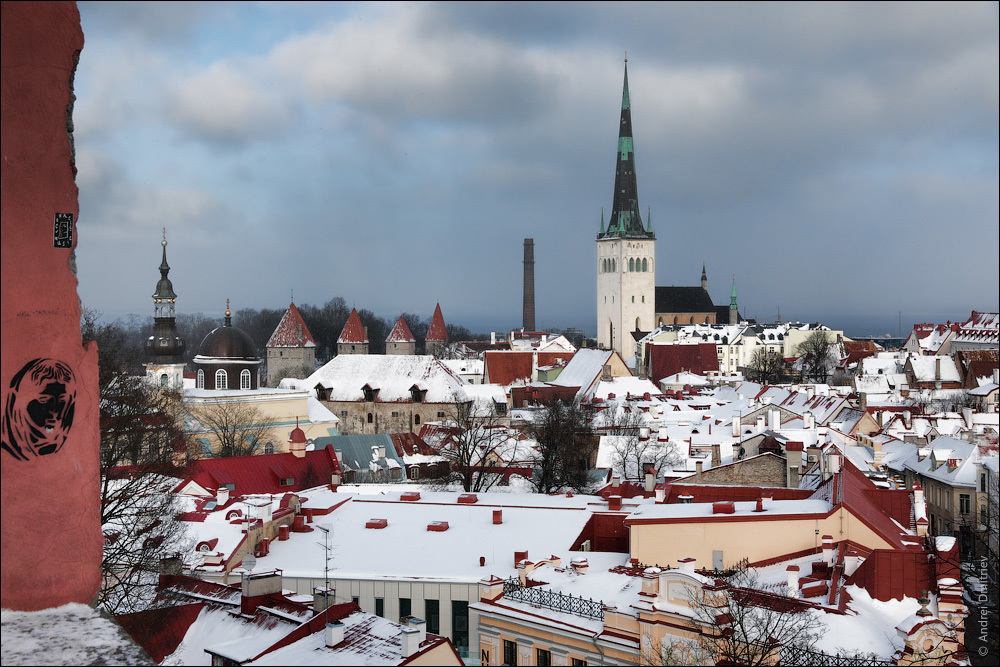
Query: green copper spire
599,207,605,234
730,278,738,310
599,59,653,240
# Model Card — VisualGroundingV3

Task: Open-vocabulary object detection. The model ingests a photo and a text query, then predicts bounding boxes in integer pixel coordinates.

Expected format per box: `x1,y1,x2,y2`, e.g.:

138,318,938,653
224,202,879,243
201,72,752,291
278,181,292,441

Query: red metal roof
484,351,569,386
845,549,933,602
645,343,718,384
811,458,915,551
117,602,207,663
183,446,342,495
338,308,368,344
385,316,416,343
425,303,448,341
266,302,316,348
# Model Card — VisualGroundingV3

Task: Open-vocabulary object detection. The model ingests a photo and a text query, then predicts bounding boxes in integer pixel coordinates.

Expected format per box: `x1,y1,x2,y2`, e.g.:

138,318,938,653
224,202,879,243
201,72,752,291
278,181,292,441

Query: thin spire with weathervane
600,55,653,240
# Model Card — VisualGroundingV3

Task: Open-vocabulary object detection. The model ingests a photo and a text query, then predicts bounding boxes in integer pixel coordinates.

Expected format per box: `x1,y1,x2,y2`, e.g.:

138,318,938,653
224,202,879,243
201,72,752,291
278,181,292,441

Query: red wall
1,1,101,610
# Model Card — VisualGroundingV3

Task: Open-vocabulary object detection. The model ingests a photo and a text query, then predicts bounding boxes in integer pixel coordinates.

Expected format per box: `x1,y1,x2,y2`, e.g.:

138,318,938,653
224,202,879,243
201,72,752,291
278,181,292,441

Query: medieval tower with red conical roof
425,303,449,358
337,308,369,355
385,315,417,355
266,301,316,385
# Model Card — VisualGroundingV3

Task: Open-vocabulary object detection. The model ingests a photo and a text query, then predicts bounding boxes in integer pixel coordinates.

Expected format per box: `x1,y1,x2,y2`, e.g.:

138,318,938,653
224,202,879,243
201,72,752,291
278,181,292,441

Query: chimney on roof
493,510,503,525
695,460,703,476
217,486,230,507
804,412,815,429
644,468,655,492
401,627,420,658
314,586,335,612
612,474,621,488
786,565,800,598
325,621,345,647
935,357,941,381
822,535,834,566
788,465,800,489
678,557,696,572
732,416,740,437
523,240,536,331
711,443,721,468
408,616,427,644
769,408,780,430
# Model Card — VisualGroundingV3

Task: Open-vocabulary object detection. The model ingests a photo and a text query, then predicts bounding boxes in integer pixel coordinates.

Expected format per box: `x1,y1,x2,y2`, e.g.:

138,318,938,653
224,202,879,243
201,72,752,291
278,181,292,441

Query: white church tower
597,59,655,356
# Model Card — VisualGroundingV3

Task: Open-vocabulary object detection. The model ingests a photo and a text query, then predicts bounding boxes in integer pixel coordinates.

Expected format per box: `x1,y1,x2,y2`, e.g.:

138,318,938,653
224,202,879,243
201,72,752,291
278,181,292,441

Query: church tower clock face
596,59,654,356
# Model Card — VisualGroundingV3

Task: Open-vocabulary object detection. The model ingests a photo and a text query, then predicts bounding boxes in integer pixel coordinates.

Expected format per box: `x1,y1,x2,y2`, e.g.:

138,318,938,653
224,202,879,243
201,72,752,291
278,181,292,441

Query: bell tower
597,59,655,355
144,229,187,389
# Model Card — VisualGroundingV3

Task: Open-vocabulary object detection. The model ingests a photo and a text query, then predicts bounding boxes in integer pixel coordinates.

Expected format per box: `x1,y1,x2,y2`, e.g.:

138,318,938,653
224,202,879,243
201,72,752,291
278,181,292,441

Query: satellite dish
242,554,257,572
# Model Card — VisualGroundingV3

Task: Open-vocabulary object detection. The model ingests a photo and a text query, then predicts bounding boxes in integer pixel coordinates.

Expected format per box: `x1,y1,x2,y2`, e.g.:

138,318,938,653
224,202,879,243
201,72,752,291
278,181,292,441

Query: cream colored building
184,387,340,457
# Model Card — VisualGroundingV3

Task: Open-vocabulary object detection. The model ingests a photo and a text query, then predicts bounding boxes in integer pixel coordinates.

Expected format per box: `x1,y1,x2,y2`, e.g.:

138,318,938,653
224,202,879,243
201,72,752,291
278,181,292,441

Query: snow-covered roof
304,355,469,404
257,488,602,583
266,302,316,349
907,356,960,383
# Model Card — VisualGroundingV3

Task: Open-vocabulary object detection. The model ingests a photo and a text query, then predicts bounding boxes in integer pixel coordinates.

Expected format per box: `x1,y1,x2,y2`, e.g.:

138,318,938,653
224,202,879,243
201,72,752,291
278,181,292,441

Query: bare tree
435,402,528,492
601,403,682,481
528,399,597,494
193,399,273,457
745,347,785,385
688,563,823,667
83,313,191,614
796,331,838,384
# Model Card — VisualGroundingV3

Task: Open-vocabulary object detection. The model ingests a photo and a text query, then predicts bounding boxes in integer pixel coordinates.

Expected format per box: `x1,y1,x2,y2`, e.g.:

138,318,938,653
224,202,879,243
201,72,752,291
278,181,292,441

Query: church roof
196,308,259,362
267,302,315,348
426,303,448,342
598,60,654,241
655,286,717,314
338,308,369,344
386,316,416,343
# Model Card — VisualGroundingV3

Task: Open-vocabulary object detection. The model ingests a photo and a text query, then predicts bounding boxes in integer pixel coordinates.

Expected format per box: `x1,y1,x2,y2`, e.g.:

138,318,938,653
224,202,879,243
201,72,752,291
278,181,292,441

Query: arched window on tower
642,258,648,272
197,369,205,389
612,259,616,272
215,369,228,390
263,441,275,455
367,413,374,424
629,258,635,272
240,369,251,390
635,317,641,331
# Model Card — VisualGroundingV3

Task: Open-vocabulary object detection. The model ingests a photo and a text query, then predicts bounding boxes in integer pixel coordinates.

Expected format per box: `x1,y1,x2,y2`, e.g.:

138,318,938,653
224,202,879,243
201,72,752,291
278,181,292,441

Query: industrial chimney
523,238,535,331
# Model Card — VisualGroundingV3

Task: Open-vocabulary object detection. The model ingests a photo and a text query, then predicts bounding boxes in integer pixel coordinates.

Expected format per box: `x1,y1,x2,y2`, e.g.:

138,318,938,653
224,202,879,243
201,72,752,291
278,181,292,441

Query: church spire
600,58,653,240
701,263,708,290
730,277,739,314
146,229,186,364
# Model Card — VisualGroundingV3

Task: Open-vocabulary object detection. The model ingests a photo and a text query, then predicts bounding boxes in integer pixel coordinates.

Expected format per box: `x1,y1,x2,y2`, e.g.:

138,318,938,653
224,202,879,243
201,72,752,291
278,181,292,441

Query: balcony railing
502,578,604,621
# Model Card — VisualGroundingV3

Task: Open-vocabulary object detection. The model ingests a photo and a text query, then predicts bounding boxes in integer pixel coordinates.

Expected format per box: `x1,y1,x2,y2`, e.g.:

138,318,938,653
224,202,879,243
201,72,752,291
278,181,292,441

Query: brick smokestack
523,238,535,331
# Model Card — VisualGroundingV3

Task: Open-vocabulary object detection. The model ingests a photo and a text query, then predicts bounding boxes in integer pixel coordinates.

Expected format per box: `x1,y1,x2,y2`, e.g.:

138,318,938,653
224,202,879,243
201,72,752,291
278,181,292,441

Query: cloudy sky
74,1,998,336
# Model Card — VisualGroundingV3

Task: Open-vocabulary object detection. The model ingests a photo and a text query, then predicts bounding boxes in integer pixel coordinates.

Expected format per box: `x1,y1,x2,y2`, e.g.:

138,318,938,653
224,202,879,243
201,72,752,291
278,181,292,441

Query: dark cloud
73,2,999,336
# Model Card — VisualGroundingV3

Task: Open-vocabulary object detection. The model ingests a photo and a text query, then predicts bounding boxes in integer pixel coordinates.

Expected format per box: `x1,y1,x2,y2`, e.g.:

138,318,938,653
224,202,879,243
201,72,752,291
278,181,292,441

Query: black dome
197,323,258,360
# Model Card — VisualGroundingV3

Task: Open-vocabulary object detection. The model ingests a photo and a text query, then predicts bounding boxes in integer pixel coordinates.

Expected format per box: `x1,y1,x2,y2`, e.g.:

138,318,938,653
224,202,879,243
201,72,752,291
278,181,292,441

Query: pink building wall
1,1,102,610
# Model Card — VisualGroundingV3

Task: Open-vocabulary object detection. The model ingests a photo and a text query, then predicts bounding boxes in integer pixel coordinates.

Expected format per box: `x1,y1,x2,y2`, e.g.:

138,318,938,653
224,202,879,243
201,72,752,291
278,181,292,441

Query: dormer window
410,384,427,403
362,384,379,402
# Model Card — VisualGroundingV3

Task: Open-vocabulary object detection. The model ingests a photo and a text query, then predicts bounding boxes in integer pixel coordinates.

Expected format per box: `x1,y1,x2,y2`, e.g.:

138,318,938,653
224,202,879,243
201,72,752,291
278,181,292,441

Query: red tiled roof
389,431,436,457
484,351,570,386
338,308,368,344
645,343,718,384
841,341,879,368
267,302,315,348
426,303,448,341
385,316,416,343
183,446,342,495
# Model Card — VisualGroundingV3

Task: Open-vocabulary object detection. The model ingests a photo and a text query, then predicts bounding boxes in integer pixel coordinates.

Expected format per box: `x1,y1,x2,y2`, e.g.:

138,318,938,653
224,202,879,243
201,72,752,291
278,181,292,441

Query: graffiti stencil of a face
2,359,76,461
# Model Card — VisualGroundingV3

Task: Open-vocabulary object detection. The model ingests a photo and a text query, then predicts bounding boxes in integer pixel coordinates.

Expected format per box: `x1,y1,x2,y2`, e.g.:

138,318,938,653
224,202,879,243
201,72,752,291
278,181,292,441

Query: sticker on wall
53,213,73,248
2,358,76,461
